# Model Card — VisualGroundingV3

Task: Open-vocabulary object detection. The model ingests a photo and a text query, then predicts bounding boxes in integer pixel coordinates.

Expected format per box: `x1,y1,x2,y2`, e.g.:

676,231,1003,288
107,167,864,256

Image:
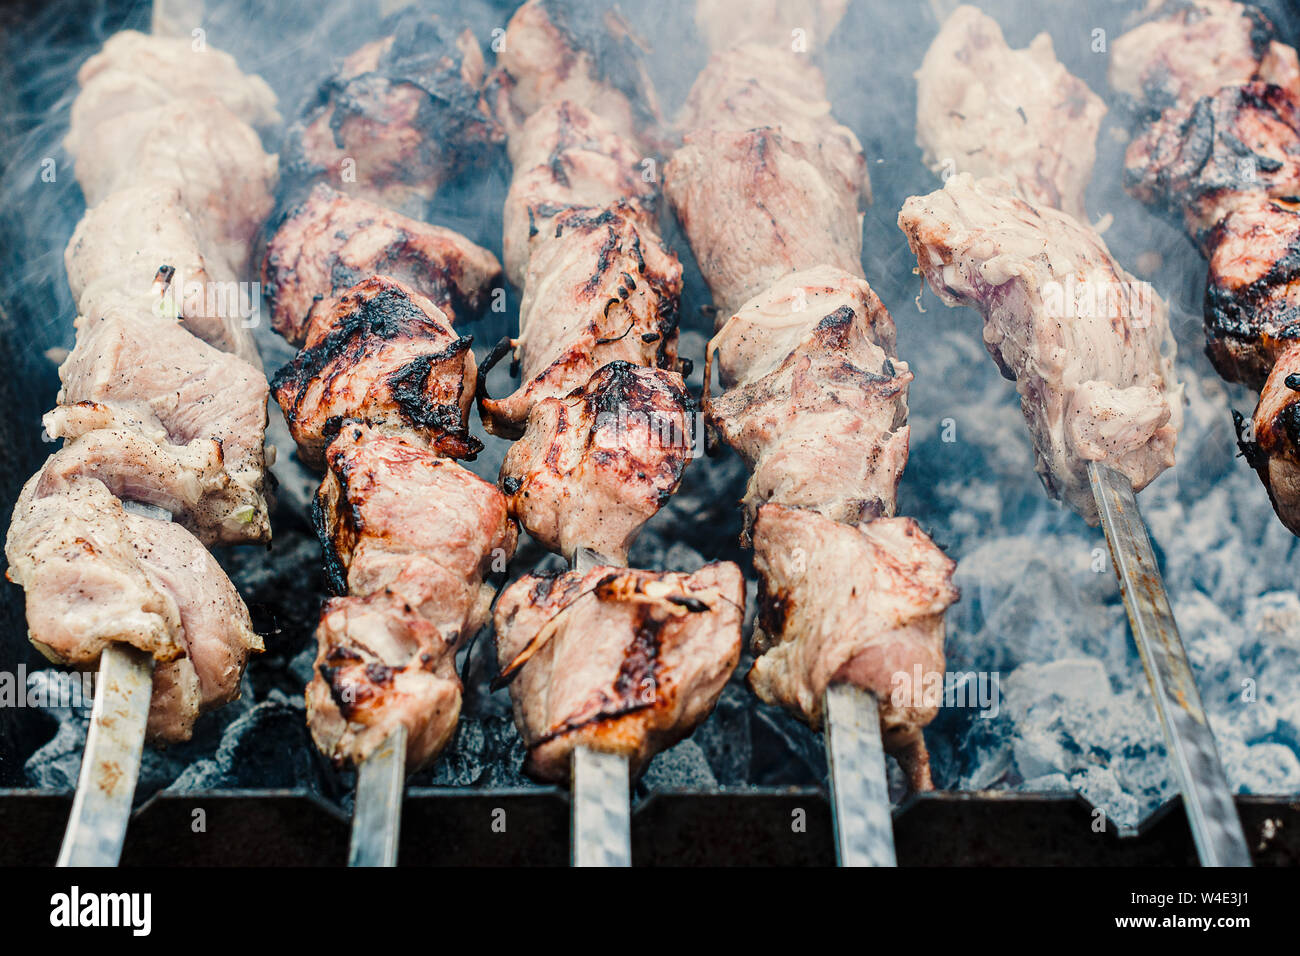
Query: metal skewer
57,644,154,867
568,546,632,867
347,724,407,867
823,684,897,866
1089,462,1251,867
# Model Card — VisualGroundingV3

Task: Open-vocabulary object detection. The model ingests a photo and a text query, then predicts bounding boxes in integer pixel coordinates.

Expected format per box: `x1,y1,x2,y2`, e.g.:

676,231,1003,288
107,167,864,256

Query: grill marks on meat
1125,82,1300,245
706,267,911,539
1246,346,1300,535
4,476,262,743
501,361,694,565
479,204,682,438
284,12,502,213
916,5,1107,221
263,184,503,345
899,174,1183,522
271,276,480,470
492,562,743,782
307,424,517,769
749,505,958,791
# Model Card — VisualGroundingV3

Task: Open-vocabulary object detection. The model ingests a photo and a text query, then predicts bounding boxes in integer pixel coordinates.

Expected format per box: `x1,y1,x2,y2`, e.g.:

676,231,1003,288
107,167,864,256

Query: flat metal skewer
348,724,408,867
823,683,897,866
1089,462,1251,867
568,546,632,867
57,644,154,867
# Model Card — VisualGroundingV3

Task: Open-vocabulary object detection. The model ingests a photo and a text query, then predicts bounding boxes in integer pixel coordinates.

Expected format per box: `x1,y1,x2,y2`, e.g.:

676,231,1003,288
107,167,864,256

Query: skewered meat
916,5,1107,221
307,425,517,769
65,185,260,367
665,127,865,317
5,475,262,743
262,184,502,345
494,0,662,150
502,100,656,287
748,504,958,791
693,0,849,53
284,11,501,214
501,361,693,565
1125,82,1300,246
493,561,743,782
271,276,479,470
1109,0,1287,115
479,203,682,438
706,266,910,538
53,309,270,543
898,174,1183,523
1244,344,1300,535
69,98,277,276
1204,196,1300,387
65,29,278,160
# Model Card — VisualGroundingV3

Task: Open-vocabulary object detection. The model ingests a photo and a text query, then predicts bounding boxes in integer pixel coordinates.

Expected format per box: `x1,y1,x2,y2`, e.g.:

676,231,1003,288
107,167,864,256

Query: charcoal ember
637,739,717,794
690,683,753,786
749,703,825,787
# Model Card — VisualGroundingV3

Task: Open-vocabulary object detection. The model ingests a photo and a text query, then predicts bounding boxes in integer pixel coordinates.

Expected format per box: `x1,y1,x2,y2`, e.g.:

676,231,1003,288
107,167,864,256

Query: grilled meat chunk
706,266,910,538
494,0,662,150
65,185,260,367
71,98,276,276
54,309,270,542
271,276,479,470
1109,0,1285,114
263,184,502,345
1125,82,1300,245
693,0,849,52
1244,343,1300,536
916,5,1107,221
501,361,693,565
665,127,865,316
899,175,1183,522
65,29,278,160
503,100,657,287
1204,197,1300,387
493,562,743,782
284,12,501,213
5,475,262,743
749,504,958,791
479,204,681,438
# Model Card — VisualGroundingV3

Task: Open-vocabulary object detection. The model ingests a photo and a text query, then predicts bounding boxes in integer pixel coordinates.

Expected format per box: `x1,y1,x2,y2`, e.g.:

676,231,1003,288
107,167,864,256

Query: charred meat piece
916,5,1107,221
494,0,663,150
1243,343,1300,536
706,267,910,539
1125,82,1300,245
493,562,743,782
263,184,502,345
1204,197,1300,387
749,504,958,791
70,98,277,276
66,185,261,367
284,12,501,214
271,276,479,470
693,0,849,53
501,361,693,565
54,309,270,543
4,475,262,743
899,174,1183,523
503,100,657,287
479,204,681,438
665,127,865,317
1109,0,1284,115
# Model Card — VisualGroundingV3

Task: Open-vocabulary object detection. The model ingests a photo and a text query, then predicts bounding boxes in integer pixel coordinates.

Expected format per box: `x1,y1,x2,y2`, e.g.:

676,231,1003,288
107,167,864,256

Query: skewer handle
348,725,407,867
57,644,154,867
1088,462,1251,867
571,746,631,867
824,683,897,867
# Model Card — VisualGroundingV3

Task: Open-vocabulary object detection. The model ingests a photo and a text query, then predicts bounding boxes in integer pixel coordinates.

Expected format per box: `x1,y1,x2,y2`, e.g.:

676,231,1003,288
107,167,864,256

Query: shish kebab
482,0,746,866
663,4,959,866
260,10,514,866
901,4,1250,866
1108,1,1300,539
3,21,280,865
